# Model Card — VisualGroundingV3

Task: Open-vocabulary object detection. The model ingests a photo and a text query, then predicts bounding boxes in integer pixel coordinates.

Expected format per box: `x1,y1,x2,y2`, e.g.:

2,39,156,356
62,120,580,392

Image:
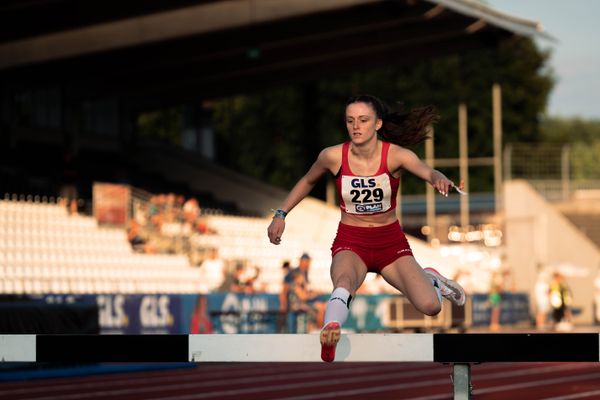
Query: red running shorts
331,221,413,273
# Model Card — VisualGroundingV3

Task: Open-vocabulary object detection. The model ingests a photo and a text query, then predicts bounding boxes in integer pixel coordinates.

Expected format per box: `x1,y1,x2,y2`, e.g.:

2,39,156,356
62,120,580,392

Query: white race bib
341,174,392,214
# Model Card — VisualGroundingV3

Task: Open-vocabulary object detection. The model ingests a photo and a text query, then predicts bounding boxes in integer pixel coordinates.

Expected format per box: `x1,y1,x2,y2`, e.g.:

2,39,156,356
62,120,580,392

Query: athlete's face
345,102,382,144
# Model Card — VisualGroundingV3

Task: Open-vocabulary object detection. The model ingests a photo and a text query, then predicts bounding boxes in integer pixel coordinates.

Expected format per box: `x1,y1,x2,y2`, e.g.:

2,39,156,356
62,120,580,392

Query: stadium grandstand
0,195,199,295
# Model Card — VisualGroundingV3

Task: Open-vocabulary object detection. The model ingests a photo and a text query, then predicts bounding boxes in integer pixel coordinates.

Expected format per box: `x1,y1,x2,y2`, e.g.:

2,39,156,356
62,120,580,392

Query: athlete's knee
332,275,355,294
420,298,442,316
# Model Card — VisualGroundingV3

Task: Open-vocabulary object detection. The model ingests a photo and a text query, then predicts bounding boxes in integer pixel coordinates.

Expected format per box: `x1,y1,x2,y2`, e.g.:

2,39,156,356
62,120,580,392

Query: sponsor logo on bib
356,203,383,213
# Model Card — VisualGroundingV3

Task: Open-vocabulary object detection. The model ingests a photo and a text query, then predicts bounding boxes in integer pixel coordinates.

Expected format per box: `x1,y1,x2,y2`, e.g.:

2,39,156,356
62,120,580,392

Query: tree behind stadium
212,36,554,198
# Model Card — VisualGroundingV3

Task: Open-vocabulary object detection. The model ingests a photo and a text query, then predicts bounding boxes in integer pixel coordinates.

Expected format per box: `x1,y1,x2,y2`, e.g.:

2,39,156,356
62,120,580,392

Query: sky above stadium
486,0,600,119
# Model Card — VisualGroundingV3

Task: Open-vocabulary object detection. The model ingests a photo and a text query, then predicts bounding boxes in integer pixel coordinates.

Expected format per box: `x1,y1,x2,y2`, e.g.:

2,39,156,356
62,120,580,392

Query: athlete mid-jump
268,94,466,362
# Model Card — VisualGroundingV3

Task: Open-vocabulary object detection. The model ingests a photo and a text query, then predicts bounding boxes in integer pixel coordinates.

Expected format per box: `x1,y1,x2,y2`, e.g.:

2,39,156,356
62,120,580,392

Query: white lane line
4,362,577,400
474,372,600,396
269,364,600,400
0,361,526,398
544,389,600,400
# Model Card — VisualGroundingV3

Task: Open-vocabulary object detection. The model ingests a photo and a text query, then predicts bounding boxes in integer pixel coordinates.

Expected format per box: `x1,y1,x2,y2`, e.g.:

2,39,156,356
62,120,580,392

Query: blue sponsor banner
39,294,182,334
31,291,530,333
37,293,383,334
98,294,181,334
36,293,279,334
202,293,279,334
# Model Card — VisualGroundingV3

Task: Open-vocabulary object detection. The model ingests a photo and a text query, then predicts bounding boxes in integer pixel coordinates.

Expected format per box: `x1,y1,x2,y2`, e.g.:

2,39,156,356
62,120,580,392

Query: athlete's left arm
392,146,454,196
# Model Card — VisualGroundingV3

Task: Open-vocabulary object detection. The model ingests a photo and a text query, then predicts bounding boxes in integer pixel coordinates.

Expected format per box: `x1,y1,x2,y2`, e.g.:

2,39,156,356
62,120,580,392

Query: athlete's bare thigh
380,255,441,316
330,250,368,295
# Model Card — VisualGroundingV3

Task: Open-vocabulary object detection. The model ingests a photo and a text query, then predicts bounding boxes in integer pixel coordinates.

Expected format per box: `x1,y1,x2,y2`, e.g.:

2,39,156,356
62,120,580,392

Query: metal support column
453,363,472,399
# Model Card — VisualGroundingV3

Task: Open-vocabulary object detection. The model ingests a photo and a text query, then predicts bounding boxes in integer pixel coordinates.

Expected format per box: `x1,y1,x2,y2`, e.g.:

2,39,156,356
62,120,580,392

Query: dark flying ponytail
346,95,439,147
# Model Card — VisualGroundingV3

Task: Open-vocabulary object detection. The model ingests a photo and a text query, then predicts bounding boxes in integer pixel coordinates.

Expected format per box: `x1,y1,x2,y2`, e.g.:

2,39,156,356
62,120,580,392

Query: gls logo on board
351,178,376,188
97,295,128,329
140,295,174,328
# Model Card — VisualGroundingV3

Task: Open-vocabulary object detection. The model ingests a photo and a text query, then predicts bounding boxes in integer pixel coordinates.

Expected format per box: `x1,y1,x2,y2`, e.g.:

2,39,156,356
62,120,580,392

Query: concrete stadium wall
504,180,600,324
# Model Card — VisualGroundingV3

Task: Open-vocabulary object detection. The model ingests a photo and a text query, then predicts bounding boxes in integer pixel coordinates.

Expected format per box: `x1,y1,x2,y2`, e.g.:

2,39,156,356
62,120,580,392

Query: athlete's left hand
431,170,454,197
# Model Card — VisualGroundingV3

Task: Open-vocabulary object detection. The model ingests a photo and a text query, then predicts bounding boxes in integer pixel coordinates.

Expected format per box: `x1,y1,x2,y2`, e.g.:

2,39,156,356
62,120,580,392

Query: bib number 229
350,188,383,203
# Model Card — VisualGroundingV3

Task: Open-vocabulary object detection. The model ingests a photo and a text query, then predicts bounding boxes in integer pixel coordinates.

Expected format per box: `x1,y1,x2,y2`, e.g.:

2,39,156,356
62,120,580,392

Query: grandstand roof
0,0,550,106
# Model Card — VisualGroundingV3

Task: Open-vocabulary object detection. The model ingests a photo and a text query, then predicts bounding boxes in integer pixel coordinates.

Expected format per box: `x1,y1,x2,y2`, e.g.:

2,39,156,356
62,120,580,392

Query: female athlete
267,94,466,362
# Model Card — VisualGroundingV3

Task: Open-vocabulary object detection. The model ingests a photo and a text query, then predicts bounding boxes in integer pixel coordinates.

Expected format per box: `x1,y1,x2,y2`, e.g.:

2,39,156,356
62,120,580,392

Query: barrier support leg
452,363,472,400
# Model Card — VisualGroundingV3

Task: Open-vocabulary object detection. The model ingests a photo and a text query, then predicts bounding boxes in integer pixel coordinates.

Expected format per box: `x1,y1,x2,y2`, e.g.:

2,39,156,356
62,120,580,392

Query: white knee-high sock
324,287,352,326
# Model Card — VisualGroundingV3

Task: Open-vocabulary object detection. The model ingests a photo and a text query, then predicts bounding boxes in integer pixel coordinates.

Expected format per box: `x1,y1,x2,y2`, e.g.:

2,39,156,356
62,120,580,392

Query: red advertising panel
93,182,130,226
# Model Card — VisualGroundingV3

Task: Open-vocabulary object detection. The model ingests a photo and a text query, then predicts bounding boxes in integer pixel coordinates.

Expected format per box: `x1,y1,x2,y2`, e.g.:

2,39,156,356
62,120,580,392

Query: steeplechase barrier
1,333,599,399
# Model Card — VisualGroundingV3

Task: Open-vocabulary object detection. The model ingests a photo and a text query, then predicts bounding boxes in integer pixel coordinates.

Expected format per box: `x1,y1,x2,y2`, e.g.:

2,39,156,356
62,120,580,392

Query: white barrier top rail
0,333,599,363
190,334,433,362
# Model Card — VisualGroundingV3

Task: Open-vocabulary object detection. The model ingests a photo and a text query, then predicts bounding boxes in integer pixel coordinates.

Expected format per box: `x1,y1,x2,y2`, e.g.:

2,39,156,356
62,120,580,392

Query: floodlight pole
492,83,503,214
458,103,469,229
425,127,435,243
421,85,504,242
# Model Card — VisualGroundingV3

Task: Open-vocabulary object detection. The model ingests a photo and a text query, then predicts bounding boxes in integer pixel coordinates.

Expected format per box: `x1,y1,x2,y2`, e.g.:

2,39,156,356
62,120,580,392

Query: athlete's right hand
268,218,285,245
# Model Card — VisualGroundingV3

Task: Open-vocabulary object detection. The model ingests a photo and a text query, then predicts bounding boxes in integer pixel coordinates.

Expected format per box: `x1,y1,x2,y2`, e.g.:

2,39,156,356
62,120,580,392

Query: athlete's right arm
267,146,339,245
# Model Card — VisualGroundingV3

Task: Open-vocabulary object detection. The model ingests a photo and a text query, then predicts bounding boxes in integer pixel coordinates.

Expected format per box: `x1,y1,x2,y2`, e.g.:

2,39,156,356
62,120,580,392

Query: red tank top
335,141,400,215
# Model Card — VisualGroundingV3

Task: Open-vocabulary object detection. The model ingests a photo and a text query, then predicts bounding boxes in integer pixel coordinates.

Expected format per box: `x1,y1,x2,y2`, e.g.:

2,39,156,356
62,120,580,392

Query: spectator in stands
198,248,225,293
135,191,217,264
488,279,502,332
549,272,573,331
282,253,325,333
278,260,292,332
267,94,465,362
133,201,149,226
127,219,157,254
183,197,201,226
220,263,246,293
287,268,317,333
190,295,213,334
182,196,214,234
281,258,303,332
241,265,262,294
175,195,186,223
534,270,551,329
296,253,311,284
281,260,291,277
148,195,165,231
58,149,79,215
163,193,174,223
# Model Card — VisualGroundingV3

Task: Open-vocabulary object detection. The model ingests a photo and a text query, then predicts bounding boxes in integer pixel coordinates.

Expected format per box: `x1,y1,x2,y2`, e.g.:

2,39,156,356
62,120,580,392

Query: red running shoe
320,321,341,362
